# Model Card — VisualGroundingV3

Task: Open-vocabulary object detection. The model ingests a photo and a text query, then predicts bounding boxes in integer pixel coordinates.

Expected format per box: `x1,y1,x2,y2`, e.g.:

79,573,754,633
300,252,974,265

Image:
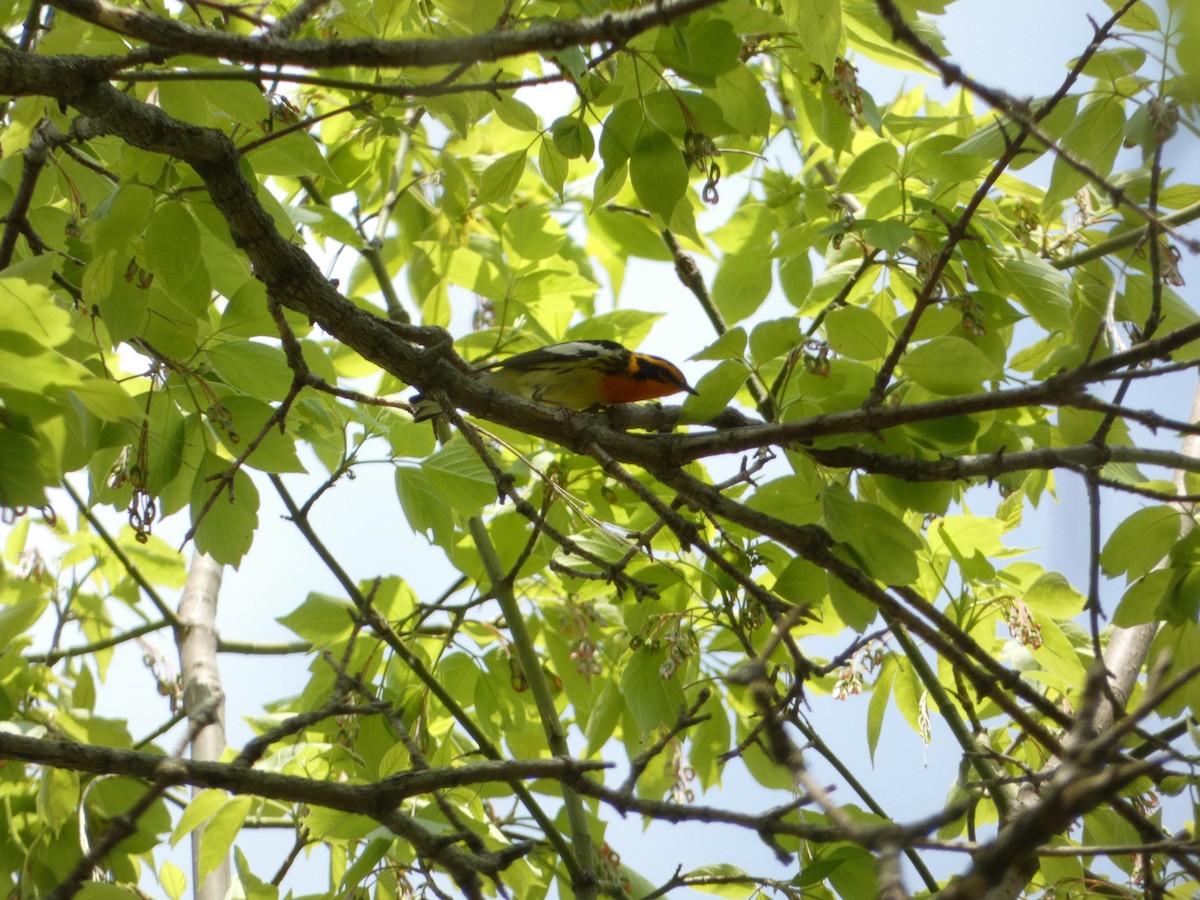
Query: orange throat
598,374,684,405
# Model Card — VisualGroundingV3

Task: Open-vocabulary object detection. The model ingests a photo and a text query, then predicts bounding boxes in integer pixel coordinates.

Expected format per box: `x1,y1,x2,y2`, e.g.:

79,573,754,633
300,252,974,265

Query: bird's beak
683,384,700,396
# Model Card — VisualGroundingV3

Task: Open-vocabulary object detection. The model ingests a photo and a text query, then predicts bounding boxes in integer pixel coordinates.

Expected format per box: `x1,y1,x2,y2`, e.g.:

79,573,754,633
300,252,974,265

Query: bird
410,339,698,422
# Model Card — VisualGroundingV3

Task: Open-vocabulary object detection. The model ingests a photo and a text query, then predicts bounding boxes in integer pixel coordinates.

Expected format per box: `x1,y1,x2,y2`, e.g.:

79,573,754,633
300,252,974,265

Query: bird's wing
478,340,627,371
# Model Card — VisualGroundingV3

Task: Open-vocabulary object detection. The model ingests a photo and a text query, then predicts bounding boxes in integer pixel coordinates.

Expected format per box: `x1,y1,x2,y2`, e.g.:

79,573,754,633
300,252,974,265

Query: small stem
467,516,597,899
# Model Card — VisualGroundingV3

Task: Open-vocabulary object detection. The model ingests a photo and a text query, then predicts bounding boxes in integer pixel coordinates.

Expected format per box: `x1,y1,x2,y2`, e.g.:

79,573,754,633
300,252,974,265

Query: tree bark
176,550,229,900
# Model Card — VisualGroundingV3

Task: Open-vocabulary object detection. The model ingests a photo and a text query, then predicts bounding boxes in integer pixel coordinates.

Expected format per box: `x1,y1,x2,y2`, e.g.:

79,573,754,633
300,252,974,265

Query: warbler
411,339,698,421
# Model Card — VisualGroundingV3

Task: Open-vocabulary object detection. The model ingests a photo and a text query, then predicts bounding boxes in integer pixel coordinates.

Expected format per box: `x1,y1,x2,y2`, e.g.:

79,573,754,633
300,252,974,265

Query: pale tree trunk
1094,383,1200,731
978,378,1200,900
176,550,229,900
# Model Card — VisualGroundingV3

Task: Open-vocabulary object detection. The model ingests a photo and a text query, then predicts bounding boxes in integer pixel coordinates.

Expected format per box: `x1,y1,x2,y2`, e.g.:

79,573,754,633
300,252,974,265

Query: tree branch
0,731,603,816
47,0,722,70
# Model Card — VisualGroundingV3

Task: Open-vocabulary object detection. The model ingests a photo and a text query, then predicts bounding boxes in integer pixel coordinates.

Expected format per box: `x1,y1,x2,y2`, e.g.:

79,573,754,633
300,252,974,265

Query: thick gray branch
0,731,602,816
48,0,722,69
805,442,1200,481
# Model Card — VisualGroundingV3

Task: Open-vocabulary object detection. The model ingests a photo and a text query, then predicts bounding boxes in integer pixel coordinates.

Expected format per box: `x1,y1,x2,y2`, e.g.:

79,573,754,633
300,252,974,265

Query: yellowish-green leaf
198,796,253,883
159,861,188,900
276,592,355,647
422,441,496,516
902,336,998,395
1101,506,1182,582
37,766,78,834
477,150,528,207
825,306,890,360
172,789,230,846
629,127,687,223
784,0,841,75
245,132,338,179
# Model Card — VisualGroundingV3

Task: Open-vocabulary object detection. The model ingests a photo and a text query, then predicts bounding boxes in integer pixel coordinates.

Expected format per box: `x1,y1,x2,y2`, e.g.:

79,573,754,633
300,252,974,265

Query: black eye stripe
630,356,686,383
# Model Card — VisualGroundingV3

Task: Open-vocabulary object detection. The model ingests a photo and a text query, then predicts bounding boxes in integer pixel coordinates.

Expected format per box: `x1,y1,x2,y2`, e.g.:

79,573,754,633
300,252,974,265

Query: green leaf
1022,572,1085,618
599,101,643,170
157,78,212,125
504,205,566,261
779,253,814,307
0,339,86,392
1113,569,1177,627
1164,566,1200,626
1101,506,1181,581
691,328,747,361
825,566,878,631
563,311,661,347
864,220,913,254
97,276,151,344
749,317,801,364
902,336,998,395
244,132,337,179
0,427,53,506
339,839,391,894
539,137,569,199
907,133,988,181
172,789,229,846
70,379,143,422
198,796,253,884
620,645,686,738
867,656,897,764
276,592,354,647
37,766,78,834
827,845,881,899
206,77,270,125
656,19,742,83
748,475,823,526
142,202,205,303
1104,0,1158,31
422,441,496,516
213,395,306,473
590,163,626,211
1001,255,1073,331
644,90,732,139
799,259,864,315
1032,617,1087,689
771,556,827,606
159,861,188,900
477,150,527,207
93,184,154,256
395,465,455,545
292,205,364,249
712,66,771,138
493,95,540,132
191,453,259,567
0,594,49,647
0,277,74,347
550,115,594,161
838,142,900,193
1077,46,1146,81
711,246,773,323
823,484,921,585
629,126,688,223
585,681,624,755
1044,96,1125,208
784,0,841,75
682,358,750,422
207,341,295,400
824,306,890,360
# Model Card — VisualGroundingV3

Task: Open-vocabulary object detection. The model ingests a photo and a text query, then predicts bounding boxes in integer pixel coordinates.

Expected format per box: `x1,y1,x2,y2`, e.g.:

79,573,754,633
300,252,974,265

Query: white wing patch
485,340,628,372
534,341,625,360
